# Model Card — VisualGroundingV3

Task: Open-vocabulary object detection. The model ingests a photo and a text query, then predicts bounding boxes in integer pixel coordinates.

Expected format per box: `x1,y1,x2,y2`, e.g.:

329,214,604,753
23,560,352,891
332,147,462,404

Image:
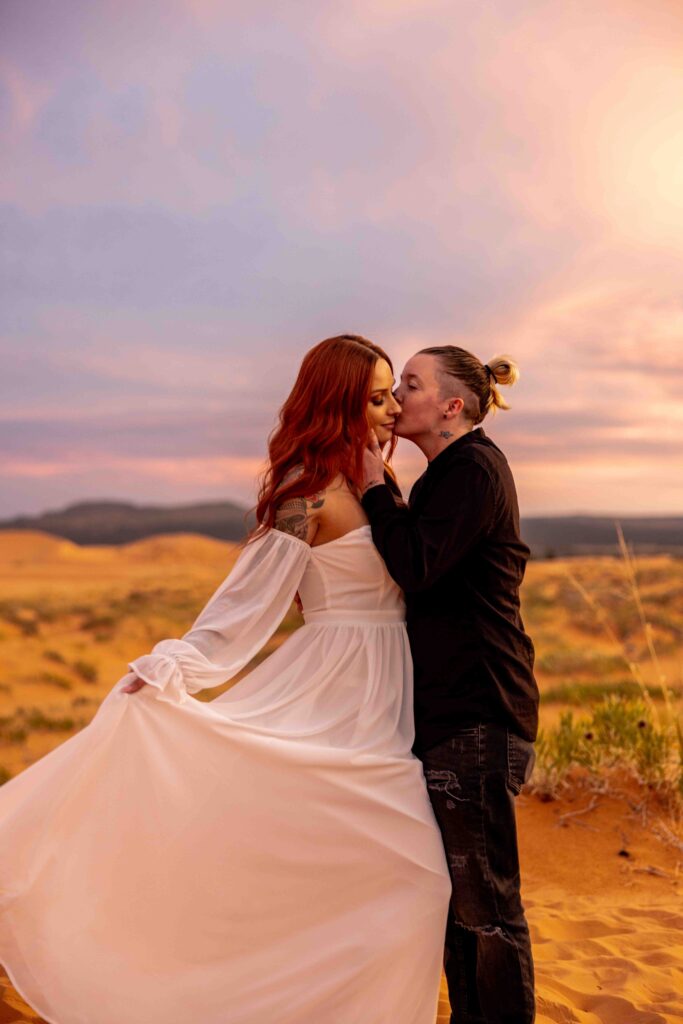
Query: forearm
361,484,433,592
361,462,496,592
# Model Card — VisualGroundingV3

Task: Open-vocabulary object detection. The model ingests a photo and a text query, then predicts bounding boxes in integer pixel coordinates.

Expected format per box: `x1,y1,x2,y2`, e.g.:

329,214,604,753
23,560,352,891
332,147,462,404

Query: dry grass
0,528,681,805
529,526,683,816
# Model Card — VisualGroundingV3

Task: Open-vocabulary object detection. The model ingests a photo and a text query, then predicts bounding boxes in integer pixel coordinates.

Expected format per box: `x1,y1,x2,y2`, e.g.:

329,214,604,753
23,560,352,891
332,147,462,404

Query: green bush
532,695,682,799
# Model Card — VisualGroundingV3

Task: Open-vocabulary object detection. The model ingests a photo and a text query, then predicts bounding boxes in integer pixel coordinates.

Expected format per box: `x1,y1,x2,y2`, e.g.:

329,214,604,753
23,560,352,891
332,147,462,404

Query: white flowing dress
0,524,451,1024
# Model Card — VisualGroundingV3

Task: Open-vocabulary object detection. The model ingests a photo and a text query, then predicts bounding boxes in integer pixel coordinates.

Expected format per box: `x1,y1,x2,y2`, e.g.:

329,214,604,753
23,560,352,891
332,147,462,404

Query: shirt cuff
361,482,398,519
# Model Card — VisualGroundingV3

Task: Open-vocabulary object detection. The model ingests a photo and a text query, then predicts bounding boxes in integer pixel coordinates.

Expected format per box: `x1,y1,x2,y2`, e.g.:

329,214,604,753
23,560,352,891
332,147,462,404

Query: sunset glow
2,0,682,517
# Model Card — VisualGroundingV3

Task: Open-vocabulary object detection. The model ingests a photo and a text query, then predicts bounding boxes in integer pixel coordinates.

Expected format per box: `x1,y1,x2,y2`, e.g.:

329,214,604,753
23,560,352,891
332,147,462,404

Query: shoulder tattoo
274,467,325,540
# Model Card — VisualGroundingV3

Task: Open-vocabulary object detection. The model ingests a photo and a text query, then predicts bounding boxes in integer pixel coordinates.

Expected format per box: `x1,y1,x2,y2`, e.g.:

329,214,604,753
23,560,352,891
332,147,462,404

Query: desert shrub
72,659,98,683
0,707,84,737
0,602,40,636
121,590,152,611
22,708,78,731
43,649,67,664
0,713,28,743
39,671,72,689
589,696,670,782
542,680,666,706
537,647,625,676
532,695,680,799
64,602,94,617
80,612,118,640
534,711,592,790
39,671,73,690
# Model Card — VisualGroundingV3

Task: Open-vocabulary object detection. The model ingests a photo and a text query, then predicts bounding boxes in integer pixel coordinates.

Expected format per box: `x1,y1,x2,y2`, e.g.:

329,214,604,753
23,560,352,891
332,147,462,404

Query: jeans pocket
423,727,480,764
506,731,536,795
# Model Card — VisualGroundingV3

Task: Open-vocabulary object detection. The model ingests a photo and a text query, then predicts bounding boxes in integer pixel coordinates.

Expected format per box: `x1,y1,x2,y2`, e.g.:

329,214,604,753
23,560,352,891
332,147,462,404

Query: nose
389,391,402,414
392,388,403,408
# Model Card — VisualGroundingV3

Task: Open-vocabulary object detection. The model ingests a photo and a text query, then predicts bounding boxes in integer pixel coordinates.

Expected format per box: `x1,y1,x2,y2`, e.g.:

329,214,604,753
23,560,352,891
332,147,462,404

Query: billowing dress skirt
0,525,450,1024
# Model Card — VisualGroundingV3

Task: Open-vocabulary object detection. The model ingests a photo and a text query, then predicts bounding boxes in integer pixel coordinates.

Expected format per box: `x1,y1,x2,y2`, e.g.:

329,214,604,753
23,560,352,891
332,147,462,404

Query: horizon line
1,498,682,522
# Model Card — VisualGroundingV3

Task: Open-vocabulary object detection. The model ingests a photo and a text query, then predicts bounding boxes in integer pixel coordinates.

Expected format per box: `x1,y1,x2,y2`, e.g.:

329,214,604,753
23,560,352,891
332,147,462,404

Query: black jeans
420,722,536,1024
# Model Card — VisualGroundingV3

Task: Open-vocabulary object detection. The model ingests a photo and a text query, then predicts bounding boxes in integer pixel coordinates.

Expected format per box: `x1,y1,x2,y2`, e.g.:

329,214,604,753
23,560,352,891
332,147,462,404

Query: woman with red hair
0,336,451,1024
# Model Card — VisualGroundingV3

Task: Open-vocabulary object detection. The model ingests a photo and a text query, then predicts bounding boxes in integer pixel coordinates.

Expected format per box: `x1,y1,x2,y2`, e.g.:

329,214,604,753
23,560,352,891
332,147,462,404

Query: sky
2,0,682,519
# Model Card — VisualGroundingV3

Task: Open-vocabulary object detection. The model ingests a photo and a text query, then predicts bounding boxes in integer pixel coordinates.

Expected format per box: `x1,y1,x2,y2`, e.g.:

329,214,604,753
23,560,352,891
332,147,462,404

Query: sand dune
121,532,239,563
1,532,682,1021
0,530,85,564
0,529,238,567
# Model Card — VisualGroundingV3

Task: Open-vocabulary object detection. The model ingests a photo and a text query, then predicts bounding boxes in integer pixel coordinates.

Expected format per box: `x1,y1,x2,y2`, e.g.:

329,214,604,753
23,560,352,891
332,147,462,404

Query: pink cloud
3,0,683,517
1,453,265,507
0,59,53,135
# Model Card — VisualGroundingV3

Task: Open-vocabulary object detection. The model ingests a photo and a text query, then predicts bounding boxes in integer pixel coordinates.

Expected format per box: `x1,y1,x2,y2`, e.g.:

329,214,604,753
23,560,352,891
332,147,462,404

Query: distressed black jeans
420,722,536,1024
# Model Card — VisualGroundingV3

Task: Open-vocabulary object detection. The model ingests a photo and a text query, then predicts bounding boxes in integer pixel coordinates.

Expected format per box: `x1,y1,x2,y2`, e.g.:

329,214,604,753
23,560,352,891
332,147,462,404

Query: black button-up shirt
363,427,539,753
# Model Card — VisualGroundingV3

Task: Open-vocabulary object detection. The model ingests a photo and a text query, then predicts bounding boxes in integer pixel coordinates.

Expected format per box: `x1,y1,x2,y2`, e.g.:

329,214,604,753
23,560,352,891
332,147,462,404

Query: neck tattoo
439,430,453,439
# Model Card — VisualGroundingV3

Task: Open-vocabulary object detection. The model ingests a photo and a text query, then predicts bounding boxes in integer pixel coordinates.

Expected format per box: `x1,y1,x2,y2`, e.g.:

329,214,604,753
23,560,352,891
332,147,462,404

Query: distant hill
0,502,681,557
0,500,255,545
522,515,683,559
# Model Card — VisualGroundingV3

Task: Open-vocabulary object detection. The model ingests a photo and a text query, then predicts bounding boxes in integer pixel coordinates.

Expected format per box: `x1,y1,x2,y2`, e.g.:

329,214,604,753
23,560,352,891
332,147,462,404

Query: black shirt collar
426,426,486,473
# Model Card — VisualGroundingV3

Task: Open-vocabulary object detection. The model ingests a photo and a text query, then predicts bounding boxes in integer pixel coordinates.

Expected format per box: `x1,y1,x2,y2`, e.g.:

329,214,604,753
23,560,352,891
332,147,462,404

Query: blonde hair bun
487,355,520,388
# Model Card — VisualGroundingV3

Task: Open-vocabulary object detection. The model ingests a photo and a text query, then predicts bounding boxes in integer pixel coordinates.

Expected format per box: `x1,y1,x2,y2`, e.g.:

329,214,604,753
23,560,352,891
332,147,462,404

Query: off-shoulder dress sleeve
125,529,311,705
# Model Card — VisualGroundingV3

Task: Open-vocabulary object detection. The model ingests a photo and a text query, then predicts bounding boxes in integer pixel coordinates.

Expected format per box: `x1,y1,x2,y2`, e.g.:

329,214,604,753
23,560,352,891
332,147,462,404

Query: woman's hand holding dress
121,675,147,693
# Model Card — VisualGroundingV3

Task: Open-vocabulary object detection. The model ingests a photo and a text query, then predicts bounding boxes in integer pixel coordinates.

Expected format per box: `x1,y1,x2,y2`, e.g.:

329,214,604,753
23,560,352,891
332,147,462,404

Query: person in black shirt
361,345,538,1024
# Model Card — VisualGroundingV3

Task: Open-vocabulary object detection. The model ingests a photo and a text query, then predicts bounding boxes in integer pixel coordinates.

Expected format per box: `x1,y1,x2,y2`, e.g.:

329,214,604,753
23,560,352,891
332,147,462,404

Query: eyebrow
370,382,397,394
401,372,422,383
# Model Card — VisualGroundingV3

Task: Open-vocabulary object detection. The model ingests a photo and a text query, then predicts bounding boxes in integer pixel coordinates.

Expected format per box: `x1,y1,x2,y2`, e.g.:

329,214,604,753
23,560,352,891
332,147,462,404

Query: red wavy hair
250,334,397,539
